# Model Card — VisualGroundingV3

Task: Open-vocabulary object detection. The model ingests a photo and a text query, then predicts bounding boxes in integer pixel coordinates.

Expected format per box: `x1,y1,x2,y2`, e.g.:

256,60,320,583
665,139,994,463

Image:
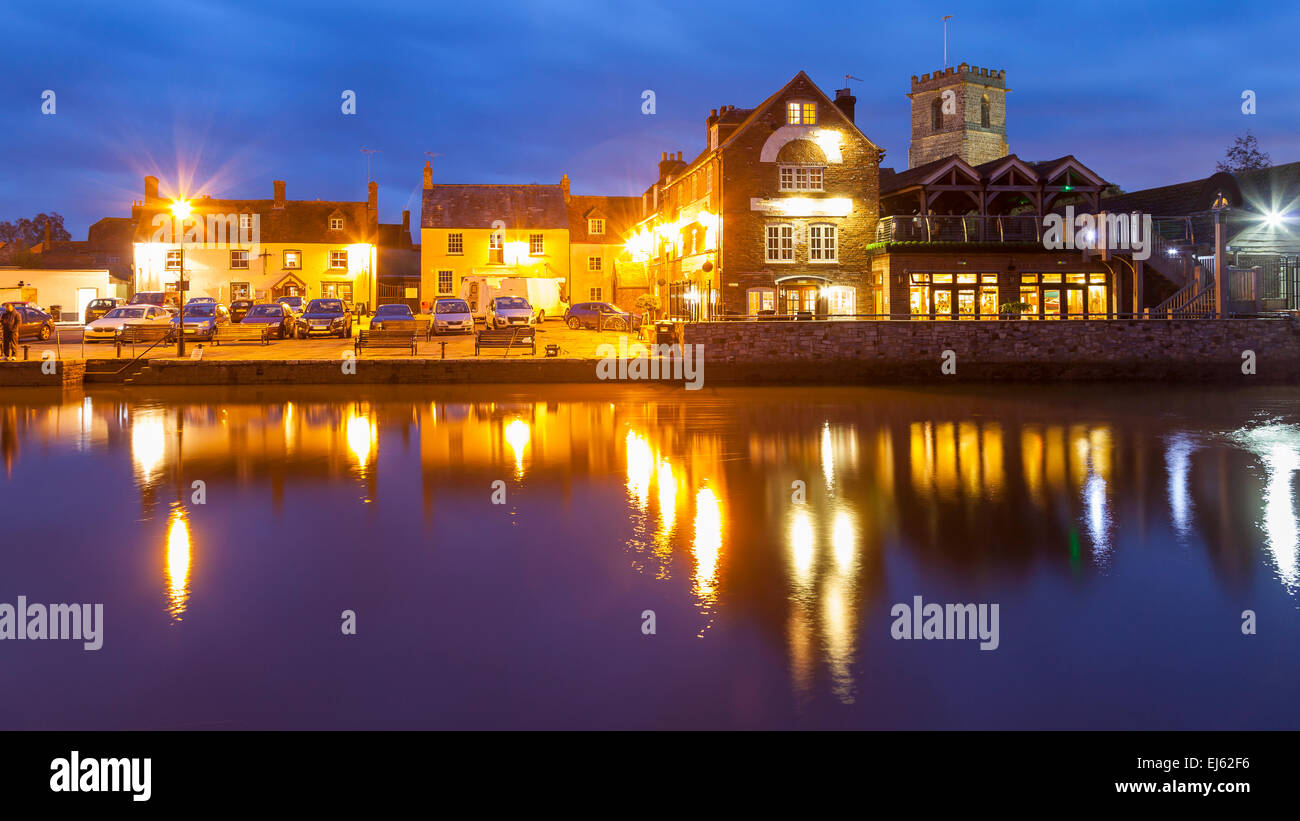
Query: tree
0,212,72,250
1217,132,1272,173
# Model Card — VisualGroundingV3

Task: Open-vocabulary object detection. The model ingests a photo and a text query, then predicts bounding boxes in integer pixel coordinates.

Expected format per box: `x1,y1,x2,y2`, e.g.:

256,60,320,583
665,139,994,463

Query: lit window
825,285,855,315
588,256,602,271
589,287,602,301
329,217,343,230
437,270,453,294
329,250,348,269
529,234,544,255
786,101,816,125
230,250,249,269
166,250,182,270
447,233,463,255
765,224,794,261
283,250,301,269
779,166,824,192
747,287,775,315
809,224,837,261
588,219,604,235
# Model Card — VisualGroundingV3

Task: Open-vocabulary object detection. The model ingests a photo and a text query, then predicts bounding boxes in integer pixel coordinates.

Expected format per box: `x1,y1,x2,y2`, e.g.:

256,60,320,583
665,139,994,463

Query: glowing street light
170,199,192,356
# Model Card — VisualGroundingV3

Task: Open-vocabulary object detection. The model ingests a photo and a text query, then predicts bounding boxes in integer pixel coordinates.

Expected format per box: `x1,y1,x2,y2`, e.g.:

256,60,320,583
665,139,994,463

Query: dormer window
329,217,344,230
786,101,816,125
588,218,605,235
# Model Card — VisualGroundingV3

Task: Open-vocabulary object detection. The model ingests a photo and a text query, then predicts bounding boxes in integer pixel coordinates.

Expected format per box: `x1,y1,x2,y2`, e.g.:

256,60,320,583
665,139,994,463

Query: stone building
907,63,1009,169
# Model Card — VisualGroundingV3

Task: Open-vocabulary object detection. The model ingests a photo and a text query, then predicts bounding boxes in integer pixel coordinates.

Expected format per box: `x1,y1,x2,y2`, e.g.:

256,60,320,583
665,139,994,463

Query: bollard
23,345,29,361
439,340,447,360
116,341,122,358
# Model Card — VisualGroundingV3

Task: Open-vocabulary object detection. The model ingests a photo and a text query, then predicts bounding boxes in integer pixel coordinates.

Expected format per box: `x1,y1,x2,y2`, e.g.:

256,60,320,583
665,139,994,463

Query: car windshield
185,305,216,317
376,305,411,315
90,300,114,308
131,294,163,305
248,305,282,317
105,308,147,319
495,297,529,309
436,300,470,314
307,300,343,313
232,301,252,307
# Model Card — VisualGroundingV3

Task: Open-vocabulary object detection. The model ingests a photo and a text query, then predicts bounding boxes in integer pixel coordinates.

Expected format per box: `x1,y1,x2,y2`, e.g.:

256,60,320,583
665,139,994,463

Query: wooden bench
414,318,433,341
355,328,417,355
475,326,536,356
212,324,269,346
116,324,173,344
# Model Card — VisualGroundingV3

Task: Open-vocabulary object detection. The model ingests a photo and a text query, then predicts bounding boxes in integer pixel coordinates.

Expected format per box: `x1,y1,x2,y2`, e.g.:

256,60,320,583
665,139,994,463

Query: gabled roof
881,153,1108,197
132,197,375,244
421,184,568,230
566,194,641,243
881,155,980,193
716,71,882,155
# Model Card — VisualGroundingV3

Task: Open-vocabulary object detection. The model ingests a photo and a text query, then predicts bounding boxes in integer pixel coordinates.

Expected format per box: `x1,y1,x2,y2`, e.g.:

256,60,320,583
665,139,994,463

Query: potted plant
998,301,1033,320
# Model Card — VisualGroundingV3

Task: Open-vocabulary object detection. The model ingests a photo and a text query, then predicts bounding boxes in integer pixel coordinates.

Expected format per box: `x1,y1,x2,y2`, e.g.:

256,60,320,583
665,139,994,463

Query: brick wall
684,318,1300,382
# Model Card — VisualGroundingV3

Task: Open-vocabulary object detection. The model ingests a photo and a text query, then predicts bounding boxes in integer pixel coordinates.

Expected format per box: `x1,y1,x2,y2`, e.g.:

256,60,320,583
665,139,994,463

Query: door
76,288,97,324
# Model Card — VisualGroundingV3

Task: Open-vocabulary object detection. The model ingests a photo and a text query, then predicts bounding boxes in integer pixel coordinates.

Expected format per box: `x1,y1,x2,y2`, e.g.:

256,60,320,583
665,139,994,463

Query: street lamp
170,199,192,356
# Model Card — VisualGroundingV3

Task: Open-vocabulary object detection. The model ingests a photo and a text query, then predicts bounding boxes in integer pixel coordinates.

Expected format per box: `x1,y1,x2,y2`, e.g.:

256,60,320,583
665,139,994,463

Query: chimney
144,175,159,203
401,209,410,232
560,174,570,203
834,87,857,123
368,180,378,211
658,151,677,181
273,180,286,208
423,160,433,190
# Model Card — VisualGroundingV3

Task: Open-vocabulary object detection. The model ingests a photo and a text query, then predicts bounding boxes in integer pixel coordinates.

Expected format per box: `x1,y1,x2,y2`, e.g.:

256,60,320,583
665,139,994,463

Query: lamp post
1210,191,1229,318
171,199,192,356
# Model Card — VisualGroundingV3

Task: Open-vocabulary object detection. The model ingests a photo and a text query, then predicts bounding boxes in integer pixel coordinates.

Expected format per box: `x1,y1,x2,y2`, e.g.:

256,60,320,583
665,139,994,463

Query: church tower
907,63,1008,169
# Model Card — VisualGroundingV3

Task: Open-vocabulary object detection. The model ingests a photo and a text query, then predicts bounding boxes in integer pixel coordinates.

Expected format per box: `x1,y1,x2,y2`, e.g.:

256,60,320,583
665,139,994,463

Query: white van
497,277,567,323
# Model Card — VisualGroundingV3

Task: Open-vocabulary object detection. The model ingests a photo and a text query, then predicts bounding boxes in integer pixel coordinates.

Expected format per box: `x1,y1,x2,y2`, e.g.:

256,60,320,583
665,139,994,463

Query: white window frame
747,287,776,315
766,224,794,262
437,270,453,294
589,287,602,301
165,250,183,270
588,256,602,271
283,250,301,269
779,165,824,192
447,233,464,255
329,250,348,269
230,249,249,269
809,223,837,262
588,219,604,235
239,214,253,232
329,217,343,230
529,233,544,255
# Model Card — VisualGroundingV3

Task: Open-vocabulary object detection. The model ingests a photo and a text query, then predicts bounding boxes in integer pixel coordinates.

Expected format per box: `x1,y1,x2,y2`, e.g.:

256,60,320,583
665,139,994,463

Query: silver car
433,298,474,334
485,295,533,329
82,305,170,342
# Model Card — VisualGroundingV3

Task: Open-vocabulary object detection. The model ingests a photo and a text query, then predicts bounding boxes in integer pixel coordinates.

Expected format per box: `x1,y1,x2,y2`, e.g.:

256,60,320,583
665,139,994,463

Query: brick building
628,71,884,319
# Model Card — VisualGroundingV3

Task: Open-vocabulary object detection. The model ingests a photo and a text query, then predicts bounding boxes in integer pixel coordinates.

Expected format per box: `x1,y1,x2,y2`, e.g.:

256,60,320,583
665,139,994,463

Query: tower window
931,97,944,130
981,94,991,128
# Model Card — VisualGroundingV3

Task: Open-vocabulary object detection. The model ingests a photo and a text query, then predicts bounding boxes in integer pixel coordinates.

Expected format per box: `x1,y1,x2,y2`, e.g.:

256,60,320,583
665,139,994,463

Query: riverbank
2,318,1297,387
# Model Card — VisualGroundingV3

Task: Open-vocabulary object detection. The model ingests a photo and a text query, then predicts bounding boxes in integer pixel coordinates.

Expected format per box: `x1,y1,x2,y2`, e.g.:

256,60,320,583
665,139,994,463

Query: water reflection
2,385,1298,712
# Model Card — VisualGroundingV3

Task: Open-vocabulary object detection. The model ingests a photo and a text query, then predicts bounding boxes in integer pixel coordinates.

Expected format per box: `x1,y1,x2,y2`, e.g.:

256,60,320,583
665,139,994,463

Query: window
230,250,249,269
589,287,602,301
588,256,602,271
321,282,353,301
239,214,253,233
747,287,776,315
707,166,713,191
529,234,544,255
766,224,794,261
825,286,856,316
447,233,463,255
329,217,343,230
588,218,604,235
329,250,348,269
779,166,824,192
980,94,991,128
437,270,453,294
230,282,251,300
931,96,943,130
166,250,183,270
809,224,837,261
786,101,816,125
283,250,301,269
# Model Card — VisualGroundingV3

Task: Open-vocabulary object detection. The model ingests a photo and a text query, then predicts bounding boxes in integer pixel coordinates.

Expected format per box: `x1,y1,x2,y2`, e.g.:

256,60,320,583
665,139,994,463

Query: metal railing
875,215,1044,244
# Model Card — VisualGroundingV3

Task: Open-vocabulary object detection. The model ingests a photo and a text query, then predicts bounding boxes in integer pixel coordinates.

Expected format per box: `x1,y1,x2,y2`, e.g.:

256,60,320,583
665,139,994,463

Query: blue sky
3,0,1298,236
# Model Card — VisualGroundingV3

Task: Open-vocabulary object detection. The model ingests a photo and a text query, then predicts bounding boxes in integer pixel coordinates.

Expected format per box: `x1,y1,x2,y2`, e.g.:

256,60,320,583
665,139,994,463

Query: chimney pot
273,180,286,206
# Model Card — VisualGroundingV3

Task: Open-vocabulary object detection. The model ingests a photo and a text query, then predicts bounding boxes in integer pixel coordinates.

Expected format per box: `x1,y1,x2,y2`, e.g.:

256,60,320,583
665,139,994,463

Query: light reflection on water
1,384,1298,729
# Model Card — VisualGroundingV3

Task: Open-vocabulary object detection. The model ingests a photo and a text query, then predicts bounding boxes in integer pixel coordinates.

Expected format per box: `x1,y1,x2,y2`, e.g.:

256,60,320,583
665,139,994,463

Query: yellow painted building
131,176,378,306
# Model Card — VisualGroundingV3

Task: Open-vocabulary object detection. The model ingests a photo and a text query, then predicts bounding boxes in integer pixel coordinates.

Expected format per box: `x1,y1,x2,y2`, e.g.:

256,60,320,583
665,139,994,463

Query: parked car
229,299,255,324
564,302,637,331
84,297,124,324
129,291,170,309
5,304,56,341
370,303,415,330
296,298,354,339
240,302,296,339
186,296,218,306
82,305,171,342
432,298,474,335
172,302,231,341
485,295,534,329
276,296,306,317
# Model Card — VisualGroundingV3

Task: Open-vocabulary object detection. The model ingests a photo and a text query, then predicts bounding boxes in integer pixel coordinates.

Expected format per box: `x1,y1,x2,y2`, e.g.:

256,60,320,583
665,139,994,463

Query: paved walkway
29,322,651,361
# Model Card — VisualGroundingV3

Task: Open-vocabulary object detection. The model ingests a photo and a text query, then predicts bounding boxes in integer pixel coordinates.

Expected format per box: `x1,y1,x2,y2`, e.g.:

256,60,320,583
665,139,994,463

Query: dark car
370,303,415,330
229,299,255,324
84,297,123,324
564,302,638,331
129,291,172,309
4,304,56,341
296,298,354,339
186,296,218,306
240,302,295,339
171,302,231,341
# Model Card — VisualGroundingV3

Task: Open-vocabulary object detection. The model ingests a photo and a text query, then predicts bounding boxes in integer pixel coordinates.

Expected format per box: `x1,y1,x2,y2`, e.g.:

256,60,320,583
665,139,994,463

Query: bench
414,318,433,341
116,324,173,344
355,328,418,355
212,324,269,346
475,326,536,356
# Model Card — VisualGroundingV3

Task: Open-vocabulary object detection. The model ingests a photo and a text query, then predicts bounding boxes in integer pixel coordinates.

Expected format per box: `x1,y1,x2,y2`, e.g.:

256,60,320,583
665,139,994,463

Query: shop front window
747,288,776,315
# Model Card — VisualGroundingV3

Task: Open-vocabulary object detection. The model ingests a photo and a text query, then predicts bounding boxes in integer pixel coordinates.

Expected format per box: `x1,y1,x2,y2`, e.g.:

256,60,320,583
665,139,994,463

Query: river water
1,384,1297,729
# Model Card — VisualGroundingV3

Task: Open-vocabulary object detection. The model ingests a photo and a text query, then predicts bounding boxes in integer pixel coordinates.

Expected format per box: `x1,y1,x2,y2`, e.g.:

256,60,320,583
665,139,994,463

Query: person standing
0,303,21,361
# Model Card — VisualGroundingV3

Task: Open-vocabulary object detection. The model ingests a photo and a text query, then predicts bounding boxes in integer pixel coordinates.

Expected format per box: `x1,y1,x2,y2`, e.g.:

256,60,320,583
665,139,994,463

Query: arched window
931,96,943,129
980,94,991,128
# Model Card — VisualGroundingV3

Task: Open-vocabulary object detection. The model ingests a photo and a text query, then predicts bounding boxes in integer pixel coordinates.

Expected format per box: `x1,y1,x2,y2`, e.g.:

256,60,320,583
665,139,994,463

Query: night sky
4,0,1298,236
